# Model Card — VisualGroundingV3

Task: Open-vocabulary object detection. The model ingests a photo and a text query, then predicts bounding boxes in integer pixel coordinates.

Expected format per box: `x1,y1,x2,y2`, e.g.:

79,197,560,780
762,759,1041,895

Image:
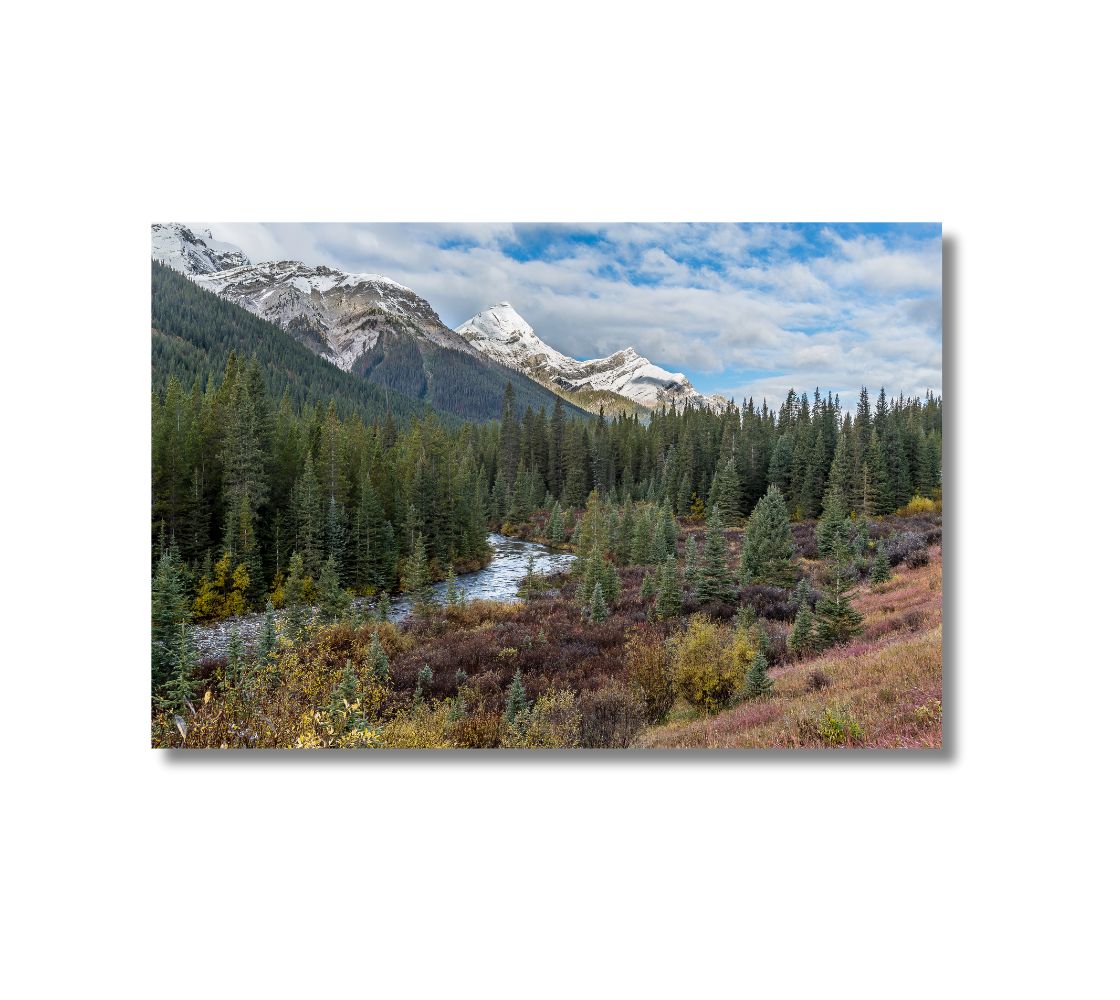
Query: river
191,533,575,660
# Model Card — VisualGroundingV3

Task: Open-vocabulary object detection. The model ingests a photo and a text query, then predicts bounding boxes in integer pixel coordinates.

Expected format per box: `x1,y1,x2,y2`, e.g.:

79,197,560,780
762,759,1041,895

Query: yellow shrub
899,495,938,516
667,615,742,714
377,701,457,748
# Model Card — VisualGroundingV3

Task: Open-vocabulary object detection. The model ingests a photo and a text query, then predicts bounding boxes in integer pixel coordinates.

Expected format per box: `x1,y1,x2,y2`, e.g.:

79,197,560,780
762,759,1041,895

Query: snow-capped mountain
151,223,250,275
151,224,579,421
456,302,727,411
152,224,473,371
193,260,472,371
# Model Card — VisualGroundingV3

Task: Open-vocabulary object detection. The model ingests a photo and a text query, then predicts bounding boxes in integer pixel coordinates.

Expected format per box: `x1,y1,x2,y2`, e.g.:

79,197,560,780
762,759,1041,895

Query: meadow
152,502,941,750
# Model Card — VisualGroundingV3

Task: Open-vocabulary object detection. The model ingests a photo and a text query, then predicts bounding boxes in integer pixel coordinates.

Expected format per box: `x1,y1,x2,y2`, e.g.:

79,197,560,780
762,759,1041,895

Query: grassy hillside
637,545,942,748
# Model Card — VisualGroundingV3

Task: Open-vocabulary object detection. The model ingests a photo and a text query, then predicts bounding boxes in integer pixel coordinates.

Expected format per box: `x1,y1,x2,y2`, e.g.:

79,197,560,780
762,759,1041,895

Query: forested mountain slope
152,225,583,422
152,261,431,425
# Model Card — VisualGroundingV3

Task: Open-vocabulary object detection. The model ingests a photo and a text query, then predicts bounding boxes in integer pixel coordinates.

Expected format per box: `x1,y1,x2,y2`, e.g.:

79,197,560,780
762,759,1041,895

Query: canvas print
151,223,942,749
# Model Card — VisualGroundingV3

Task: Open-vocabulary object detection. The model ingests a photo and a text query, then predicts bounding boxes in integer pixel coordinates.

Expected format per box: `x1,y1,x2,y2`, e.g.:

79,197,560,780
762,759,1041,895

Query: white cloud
200,222,942,408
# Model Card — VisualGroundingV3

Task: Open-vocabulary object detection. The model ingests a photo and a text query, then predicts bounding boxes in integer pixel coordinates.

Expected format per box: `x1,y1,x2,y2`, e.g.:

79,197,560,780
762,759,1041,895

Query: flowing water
191,533,574,660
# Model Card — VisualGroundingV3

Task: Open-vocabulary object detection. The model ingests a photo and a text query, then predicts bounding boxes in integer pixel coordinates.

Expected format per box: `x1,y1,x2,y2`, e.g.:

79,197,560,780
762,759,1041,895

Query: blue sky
205,222,942,408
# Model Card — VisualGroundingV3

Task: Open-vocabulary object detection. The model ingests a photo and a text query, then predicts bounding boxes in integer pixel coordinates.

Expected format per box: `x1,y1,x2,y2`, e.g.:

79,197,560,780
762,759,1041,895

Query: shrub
624,631,675,723
806,668,832,692
377,701,457,748
815,706,865,747
667,615,741,714
452,710,503,748
899,495,938,516
741,584,800,621
905,548,930,569
880,531,926,567
501,688,582,748
579,682,647,748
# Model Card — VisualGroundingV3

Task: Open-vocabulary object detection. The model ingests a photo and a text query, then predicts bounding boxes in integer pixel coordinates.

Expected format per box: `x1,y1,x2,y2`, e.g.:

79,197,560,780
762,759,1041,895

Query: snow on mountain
456,303,726,411
152,225,471,371
151,223,250,275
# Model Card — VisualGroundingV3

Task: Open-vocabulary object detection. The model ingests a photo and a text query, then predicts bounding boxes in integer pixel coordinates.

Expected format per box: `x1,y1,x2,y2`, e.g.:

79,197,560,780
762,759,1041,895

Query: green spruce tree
740,485,796,588
744,650,773,698
696,505,736,604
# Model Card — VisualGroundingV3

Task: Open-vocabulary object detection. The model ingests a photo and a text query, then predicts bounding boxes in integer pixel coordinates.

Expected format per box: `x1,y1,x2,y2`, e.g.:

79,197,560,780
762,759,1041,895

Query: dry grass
636,549,943,749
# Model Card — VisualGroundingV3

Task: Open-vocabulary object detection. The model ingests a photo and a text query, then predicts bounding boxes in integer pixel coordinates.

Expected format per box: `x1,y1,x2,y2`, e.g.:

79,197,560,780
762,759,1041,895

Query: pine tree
795,576,812,607
815,485,849,561
160,623,198,713
654,556,683,620
402,533,434,618
366,631,391,682
316,555,349,622
740,485,796,588
871,549,891,583
584,582,609,623
683,534,700,590
815,542,864,648
377,592,391,622
639,570,656,601
547,502,564,543
414,664,433,705
444,562,465,606
696,505,736,605
224,630,244,693
744,650,773,699
505,667,529,722
152,541,190,691
788,602,816,657
258,601,278,659
328,663,363,737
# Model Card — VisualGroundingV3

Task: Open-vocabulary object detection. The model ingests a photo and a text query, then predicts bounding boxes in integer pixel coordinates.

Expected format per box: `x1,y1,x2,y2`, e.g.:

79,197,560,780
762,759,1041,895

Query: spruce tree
366,631,391,683
654,556,683,620
639,570,656,601
444,562,465,607
316,555,349,622
328,663,363,737
815,485,849,561
740,485,796,588
788,602,816,657
815,543,864,648
161,623,198,714
152,542,190,692
584,582,609,624
744,650,773,699
696,505,736,605
414,664,433,705
505,667,529,722
547,502,564,544
683,534,700,590
402,533,434,618
871,549,891,583
224,630,244,693
258,600,278,659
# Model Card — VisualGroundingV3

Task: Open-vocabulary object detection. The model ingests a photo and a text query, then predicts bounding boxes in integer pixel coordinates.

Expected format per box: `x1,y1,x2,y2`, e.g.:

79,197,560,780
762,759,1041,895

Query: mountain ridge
150,224,583,423
455,301,727,412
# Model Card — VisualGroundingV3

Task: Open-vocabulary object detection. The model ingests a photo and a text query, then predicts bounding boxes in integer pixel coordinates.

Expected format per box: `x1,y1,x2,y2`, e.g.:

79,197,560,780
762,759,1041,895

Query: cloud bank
202,221,942,410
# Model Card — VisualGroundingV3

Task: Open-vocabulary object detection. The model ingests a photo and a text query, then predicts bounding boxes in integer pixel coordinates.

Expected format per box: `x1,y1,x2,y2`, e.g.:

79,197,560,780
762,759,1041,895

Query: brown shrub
580,682,647,748
623,628,675,724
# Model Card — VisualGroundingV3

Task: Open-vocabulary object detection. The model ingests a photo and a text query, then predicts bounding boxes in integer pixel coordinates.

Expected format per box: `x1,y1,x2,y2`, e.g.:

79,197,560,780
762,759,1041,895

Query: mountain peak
151,223,250,275
457,303,724,412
